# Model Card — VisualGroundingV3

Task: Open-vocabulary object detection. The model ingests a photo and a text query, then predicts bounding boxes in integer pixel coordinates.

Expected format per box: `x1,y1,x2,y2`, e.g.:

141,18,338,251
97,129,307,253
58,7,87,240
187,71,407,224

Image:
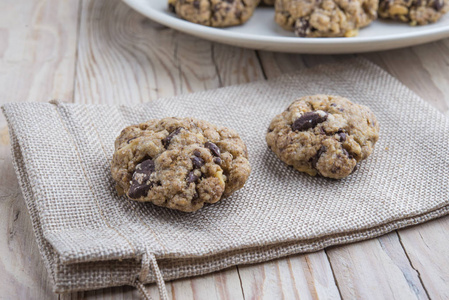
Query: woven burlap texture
3,58,449,293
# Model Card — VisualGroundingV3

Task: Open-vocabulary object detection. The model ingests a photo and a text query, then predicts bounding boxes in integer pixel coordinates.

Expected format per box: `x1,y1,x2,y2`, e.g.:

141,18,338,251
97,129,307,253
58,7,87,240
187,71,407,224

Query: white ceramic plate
123,0,449,53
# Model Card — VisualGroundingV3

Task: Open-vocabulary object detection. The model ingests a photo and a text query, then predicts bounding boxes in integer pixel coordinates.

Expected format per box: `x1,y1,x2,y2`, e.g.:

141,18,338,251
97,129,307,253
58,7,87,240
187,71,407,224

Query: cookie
168,0,260,27
111,118,251,212
266,95,379,179
275,0,378,37
261,0,275,5
378,0,448,25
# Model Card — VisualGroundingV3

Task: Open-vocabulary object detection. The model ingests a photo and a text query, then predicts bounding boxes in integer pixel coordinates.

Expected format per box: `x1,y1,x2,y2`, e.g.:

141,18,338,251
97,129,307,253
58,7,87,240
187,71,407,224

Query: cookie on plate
168,0,260,27
266,95,379,179
111,117,251,212
378,0,449,25
275,0,378,37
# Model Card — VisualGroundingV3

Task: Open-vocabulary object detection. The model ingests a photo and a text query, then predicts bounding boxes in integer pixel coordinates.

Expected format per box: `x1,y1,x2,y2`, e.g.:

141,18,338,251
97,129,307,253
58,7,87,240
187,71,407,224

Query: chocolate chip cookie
275,0,378,37
111,118,251,212
261,0,275,5
168,0,260,27
266,95,379,179
378,0,448,25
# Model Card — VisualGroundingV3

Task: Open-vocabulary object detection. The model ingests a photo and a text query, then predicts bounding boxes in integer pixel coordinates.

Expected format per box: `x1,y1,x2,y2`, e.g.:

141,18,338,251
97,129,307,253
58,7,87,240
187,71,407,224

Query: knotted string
134,251,168,300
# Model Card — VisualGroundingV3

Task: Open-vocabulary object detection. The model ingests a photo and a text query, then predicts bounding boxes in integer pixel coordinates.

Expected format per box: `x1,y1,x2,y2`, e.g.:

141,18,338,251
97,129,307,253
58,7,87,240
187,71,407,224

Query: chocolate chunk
433,0,443,11
292,111,328,131
205,141,221,157
187,171,199,183
193,0,200,9
213,157,222,165
310,146,326,169
127,137,137,144
128,159,155,199
295,17,310,37
192,156,205,169
342,147,354,159
339,132,347,142
162,128,182,148
193,149,202,157
168,3,176,13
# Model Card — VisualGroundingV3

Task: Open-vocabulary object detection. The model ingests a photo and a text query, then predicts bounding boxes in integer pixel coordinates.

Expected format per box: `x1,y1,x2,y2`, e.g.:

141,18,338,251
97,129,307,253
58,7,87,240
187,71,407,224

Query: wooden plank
67,0,263,298
363,41,449,115
0,0,81,299
327,233,428,299
61,268,244,300
238,251,341,300
398,219,449,299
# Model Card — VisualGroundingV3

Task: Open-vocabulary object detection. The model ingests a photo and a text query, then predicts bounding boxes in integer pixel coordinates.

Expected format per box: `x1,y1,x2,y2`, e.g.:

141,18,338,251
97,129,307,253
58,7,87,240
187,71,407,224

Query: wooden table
1,1,449,299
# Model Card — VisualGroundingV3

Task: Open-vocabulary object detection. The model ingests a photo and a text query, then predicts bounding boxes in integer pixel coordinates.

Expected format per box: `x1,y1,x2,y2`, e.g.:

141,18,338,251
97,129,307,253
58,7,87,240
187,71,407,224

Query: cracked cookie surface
275,0,378,37
168,0,260,27
266,95,379,179
111,117,251,212
378,0,448,25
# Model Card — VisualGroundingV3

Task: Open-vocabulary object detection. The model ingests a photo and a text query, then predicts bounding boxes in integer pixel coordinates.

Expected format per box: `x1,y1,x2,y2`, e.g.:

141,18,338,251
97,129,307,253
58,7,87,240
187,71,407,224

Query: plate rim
122,0,449,49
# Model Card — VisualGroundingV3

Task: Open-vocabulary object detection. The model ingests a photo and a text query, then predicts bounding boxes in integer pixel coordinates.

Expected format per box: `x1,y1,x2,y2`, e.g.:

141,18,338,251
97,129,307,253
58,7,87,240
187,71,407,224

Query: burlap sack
3,58,449,296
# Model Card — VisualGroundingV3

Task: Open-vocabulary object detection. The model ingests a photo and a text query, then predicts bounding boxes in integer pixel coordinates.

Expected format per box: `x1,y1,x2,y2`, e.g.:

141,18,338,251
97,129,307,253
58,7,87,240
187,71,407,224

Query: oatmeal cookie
275,0,378,37
168,0,260,27
112,117,251,212
378,0,448,25
261,0,275,5
266,95,379,179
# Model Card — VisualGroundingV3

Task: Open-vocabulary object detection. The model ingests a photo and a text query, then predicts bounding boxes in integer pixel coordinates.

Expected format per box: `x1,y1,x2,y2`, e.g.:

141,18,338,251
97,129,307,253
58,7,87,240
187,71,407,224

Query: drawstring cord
134,251,168,300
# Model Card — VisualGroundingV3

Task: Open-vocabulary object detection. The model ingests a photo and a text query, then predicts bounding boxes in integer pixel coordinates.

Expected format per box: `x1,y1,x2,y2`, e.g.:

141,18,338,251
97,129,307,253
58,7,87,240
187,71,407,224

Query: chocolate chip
292,111,328,131
310,146,326,170
193,0,200,9
342,147,354,159
433,0,443,11
192,156,205,169
330,103,337,107
213,157,222,165
168,3,176,13
193,149,202,157
339,132,347,142
162,128,182,148
295,17,310,37
127,137,137,144
128,159,155,199
187,171,199,183
205,141,221,157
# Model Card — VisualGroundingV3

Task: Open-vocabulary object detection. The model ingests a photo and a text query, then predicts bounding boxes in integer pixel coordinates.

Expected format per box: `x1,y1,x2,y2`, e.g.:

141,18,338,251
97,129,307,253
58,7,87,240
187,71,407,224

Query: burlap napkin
3,58,449,295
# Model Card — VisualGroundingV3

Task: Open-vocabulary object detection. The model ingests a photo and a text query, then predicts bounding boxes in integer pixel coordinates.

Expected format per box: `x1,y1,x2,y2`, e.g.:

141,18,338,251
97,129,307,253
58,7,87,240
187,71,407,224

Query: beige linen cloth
3,58,449,296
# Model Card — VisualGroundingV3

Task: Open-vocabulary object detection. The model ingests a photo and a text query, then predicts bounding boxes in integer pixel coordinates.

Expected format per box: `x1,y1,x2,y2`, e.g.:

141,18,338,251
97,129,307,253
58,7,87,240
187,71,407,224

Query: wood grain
238,251,341,300
363,43,449,115
398,220,449,299
327,233,428,300
0,0,81,299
